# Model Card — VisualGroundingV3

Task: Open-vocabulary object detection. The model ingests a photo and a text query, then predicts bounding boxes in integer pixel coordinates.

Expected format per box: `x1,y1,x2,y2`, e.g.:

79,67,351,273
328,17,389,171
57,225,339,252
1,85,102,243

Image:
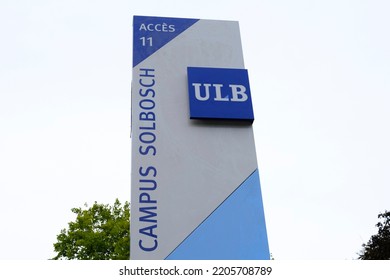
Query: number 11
140,37,153,47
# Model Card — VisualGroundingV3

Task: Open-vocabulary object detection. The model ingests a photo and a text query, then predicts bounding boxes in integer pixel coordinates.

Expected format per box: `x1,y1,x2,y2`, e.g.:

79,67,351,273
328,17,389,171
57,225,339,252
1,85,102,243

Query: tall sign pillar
131,15,269,260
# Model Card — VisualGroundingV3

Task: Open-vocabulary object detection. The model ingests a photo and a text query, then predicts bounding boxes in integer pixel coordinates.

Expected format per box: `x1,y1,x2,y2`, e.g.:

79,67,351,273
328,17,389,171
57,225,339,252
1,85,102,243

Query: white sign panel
131,15,269,260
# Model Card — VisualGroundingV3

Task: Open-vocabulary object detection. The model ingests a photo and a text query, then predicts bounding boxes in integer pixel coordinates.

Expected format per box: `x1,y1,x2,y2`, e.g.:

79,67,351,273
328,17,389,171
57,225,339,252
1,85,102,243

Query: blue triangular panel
166,170,270,260
133,16,199,67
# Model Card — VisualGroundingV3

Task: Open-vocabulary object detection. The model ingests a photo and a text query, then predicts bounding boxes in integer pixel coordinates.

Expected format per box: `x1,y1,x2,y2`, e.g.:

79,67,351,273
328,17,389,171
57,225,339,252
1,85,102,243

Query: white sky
1,0,389,260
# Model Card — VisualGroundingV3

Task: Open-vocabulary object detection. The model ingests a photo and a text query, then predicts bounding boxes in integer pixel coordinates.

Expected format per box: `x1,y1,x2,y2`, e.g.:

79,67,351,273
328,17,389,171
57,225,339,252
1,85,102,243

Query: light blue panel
166,170,269,260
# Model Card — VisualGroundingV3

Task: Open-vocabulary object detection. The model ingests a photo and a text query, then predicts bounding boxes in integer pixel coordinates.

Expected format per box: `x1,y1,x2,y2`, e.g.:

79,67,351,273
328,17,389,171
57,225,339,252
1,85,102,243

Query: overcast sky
1,0,389,260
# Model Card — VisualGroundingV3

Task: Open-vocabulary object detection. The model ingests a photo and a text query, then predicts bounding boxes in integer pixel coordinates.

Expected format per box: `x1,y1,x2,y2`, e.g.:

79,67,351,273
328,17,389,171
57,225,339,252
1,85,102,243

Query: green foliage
358,210,390,260
52,199,130,260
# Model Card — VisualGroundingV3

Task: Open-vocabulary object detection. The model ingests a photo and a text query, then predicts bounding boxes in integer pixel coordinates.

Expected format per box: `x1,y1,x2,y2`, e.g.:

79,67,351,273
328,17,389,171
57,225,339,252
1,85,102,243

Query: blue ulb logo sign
187,67,254,121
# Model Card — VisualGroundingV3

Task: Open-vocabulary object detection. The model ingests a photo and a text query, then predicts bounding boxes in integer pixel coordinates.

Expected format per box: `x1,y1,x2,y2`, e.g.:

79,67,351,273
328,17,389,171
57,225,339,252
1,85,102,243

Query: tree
52,199,130,260
358,210,390,260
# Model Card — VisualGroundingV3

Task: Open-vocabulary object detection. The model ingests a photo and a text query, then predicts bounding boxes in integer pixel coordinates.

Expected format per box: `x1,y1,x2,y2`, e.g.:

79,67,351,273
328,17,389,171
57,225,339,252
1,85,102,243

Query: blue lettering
139,239,158,251
140,179,157,191
139,78,155,87
139,206,157,223
139,166,157,177
139,224,157,238
139,145,156,156
139,99,155,110
139,68,155,77
139,193,156,204
137,67,159,253
139,88,155,98
139,131,156,144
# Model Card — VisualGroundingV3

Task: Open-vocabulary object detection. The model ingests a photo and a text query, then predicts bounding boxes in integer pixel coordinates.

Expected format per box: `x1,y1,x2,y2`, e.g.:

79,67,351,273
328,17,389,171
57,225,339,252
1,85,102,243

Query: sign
187,67,254,121
131,15,269,260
